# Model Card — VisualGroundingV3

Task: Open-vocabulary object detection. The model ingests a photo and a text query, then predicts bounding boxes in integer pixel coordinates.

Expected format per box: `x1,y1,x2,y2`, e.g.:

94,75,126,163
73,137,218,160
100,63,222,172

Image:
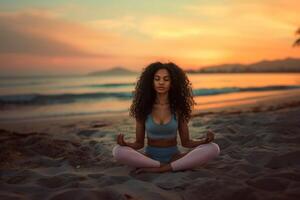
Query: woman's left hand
117,133,128,146
204,129,215,143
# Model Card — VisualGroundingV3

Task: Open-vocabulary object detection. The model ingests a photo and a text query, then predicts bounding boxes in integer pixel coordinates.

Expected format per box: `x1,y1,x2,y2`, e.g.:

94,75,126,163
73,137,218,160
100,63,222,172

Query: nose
159,80,165,84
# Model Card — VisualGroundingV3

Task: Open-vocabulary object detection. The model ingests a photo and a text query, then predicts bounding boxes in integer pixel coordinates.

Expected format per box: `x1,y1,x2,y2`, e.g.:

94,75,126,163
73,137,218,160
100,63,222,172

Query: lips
157,87,165,89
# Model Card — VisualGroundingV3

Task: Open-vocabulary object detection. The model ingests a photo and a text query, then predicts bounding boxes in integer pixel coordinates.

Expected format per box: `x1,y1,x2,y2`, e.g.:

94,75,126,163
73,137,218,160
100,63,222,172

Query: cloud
0,1,299,74
88,15,137,31
138,16,204,39
0,23,103,57
0,11,118,57
182,1,298,35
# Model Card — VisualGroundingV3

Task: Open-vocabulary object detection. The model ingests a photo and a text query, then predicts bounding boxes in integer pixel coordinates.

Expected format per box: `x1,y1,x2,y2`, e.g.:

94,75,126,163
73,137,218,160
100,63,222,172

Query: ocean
1,73,300,122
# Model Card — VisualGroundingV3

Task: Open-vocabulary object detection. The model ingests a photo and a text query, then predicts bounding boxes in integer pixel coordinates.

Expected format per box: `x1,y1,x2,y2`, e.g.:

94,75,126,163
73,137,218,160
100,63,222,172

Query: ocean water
0,73,300,121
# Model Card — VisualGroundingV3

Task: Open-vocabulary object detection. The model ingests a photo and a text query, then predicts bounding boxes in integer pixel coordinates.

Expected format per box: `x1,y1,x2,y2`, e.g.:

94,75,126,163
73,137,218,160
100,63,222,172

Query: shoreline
1,88,300,133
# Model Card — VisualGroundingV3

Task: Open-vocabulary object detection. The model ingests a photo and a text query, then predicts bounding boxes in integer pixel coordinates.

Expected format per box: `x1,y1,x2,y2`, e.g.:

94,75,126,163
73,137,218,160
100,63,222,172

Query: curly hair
129,62,196,123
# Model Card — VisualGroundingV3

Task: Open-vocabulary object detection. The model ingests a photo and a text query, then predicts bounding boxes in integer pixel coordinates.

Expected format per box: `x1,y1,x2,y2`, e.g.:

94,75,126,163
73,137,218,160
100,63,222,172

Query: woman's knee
210,142,220,155
112,144,121,158
112,145,135,159
195,142,220,154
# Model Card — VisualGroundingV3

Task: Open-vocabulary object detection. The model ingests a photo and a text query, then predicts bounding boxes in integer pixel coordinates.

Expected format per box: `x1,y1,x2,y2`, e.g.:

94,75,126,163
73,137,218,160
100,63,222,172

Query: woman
112,62,220,173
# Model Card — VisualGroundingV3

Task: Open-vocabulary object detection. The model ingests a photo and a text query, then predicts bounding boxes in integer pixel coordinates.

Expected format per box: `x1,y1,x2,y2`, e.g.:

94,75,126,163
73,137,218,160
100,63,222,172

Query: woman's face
153,68,171,94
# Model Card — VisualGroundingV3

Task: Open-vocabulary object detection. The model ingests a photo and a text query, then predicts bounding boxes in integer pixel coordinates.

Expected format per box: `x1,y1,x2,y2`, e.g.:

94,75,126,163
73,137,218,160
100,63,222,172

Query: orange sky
0,0,299,75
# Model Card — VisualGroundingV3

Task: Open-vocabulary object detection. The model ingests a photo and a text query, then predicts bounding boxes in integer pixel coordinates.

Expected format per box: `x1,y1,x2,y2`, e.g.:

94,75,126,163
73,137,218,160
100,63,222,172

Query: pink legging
112,142,220,171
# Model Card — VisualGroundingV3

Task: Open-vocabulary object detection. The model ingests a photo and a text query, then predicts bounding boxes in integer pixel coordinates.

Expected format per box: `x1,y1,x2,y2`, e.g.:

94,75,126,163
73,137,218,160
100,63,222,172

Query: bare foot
134,164,172,174
124,193,142,200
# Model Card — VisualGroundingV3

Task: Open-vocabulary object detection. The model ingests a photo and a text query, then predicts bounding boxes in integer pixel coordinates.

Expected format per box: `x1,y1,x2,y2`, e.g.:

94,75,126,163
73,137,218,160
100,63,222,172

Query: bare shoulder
177,114,190,128
136,118,146,126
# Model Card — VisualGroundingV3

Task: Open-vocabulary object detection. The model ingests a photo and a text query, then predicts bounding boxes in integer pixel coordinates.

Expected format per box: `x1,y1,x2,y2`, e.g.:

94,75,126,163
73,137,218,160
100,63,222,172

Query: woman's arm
117,119,145,150
178,118,214,148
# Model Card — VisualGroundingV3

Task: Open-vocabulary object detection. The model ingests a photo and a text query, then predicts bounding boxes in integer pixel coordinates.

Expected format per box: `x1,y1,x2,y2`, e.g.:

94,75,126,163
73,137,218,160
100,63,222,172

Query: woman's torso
145,107,178,147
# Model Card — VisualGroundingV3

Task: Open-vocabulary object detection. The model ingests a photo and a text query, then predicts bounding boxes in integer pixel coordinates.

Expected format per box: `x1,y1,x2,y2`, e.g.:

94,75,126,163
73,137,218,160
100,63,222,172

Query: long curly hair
129,62,196,123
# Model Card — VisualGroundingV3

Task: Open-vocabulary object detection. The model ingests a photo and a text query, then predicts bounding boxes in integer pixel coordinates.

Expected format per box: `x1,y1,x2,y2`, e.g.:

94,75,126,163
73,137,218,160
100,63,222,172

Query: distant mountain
186,58,300,73
88,67,138,76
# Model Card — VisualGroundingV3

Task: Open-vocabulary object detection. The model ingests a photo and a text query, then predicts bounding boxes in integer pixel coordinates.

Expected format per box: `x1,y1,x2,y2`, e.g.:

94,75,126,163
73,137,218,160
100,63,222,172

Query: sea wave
1,85,299,105
86,83,135,88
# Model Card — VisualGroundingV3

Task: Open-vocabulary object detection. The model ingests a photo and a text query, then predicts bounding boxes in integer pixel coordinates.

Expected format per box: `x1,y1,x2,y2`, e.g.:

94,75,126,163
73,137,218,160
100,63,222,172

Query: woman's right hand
204,130,215,143
117,133,127,146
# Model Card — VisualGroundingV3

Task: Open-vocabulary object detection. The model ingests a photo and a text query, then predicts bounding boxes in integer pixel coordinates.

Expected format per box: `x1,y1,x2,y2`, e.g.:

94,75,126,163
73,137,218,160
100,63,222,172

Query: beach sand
1,89,300,200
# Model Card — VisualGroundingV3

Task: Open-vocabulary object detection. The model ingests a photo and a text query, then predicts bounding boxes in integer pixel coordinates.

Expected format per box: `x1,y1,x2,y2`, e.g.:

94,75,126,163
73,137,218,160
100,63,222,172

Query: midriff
147,137,177,147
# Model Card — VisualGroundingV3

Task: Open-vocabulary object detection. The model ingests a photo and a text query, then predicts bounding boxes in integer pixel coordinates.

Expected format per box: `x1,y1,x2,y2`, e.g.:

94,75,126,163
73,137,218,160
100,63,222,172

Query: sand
1,89,300,200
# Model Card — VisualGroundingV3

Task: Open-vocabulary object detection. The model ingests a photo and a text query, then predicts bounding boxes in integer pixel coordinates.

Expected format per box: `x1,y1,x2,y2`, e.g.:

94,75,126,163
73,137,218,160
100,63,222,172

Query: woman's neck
155,93,169,105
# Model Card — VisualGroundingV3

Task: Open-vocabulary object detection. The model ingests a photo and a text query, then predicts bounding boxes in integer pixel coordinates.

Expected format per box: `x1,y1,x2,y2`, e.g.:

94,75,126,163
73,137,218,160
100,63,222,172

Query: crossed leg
170,142,220,171
112,142,220,173
112,145,160,168
136,142,220,173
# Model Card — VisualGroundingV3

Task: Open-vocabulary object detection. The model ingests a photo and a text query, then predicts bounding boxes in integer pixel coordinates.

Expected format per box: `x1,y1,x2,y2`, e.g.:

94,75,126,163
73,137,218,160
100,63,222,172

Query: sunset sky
0,0,299,75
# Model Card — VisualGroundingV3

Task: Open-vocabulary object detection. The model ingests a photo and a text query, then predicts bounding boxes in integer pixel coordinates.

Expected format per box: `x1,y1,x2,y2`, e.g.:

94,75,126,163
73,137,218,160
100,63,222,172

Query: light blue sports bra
145,113,178,139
